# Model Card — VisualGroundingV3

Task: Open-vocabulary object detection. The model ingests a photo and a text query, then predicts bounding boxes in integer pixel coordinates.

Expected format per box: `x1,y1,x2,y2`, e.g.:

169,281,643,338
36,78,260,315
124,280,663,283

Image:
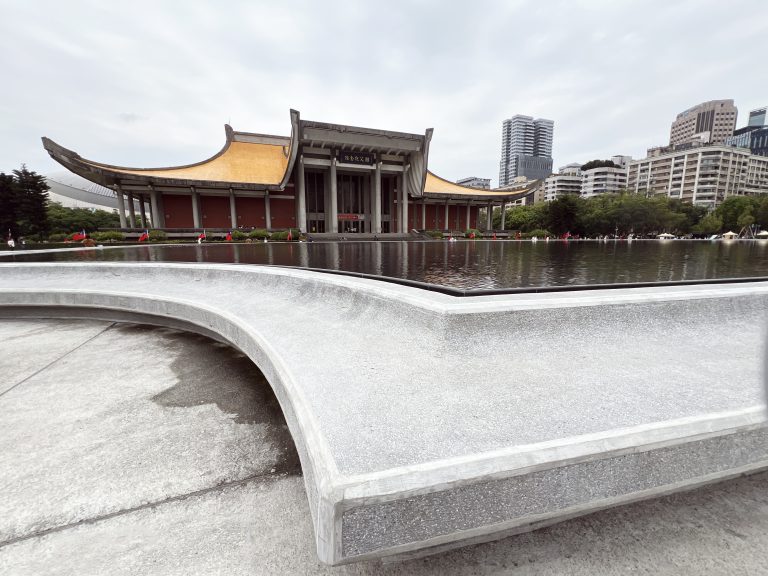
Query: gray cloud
1,0,766,186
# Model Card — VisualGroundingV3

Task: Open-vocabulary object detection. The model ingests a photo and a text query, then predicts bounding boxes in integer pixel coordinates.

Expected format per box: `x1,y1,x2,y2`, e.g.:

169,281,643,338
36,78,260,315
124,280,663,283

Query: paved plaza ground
1,318,767,575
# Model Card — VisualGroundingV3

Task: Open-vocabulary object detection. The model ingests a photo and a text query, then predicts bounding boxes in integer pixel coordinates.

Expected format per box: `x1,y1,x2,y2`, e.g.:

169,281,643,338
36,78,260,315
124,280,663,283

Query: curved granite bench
1,262,767,565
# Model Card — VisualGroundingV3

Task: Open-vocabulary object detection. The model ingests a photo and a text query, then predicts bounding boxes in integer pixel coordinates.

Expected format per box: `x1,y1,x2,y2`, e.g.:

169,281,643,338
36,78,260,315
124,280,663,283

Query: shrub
91,231,124,243
523,229,552,239
231,230,248,241
271,228,300,242
426,230,443,239
149,230,168,242
248,228,271,240
464,229,481,239
47,233,68,242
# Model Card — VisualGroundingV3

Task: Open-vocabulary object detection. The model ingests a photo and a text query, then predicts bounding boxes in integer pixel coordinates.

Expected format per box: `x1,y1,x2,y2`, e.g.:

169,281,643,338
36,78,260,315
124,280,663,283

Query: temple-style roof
424,171,539,200
42,110,301,192
90,137,290,185
42,109,539,201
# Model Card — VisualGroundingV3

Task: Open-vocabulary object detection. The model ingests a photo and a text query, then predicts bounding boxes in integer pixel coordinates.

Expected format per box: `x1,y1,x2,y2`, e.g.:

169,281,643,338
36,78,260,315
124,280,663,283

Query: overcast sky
1,0,766,186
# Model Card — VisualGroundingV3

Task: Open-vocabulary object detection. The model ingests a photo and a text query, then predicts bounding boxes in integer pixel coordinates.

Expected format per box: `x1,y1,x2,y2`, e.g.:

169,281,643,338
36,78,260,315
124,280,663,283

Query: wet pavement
1,319,767,575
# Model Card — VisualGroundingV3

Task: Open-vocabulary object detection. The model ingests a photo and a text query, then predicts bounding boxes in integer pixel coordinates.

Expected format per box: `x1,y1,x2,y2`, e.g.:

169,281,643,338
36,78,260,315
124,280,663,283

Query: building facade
543,164,582,202
498,115,554,186
43,110,540,233
748,107,766,128
627,145,768,209
725,107,768,157
669,100,738,147
580,166,628,198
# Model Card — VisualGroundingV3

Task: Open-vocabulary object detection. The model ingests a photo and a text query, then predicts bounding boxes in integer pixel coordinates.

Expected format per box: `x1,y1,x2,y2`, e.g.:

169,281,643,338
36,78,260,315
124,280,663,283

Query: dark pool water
3,240,768,291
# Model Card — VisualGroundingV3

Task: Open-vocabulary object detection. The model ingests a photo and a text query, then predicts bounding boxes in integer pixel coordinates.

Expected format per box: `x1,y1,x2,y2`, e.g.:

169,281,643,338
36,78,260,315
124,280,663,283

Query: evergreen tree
13,165,50,239
0,172,17,239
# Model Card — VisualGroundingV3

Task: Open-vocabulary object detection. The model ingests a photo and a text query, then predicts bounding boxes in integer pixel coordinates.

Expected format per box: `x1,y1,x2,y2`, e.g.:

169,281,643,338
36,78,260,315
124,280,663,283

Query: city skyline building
725,107,768,157
748,107,766,127
669,100,738,147
498,115,554,186
627,145,768,209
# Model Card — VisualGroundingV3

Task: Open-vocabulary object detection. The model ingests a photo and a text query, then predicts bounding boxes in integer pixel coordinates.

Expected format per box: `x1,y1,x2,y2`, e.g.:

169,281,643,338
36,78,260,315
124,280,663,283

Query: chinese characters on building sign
338,150,373,165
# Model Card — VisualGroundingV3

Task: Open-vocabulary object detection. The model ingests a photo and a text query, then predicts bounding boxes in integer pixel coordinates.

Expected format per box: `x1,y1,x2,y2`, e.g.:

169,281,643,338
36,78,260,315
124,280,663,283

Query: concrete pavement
1,319,768,575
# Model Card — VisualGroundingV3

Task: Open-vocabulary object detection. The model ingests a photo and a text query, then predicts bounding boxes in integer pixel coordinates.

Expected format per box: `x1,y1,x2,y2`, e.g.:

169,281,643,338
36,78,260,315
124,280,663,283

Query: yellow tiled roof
83,141,289,185
425,171,532,197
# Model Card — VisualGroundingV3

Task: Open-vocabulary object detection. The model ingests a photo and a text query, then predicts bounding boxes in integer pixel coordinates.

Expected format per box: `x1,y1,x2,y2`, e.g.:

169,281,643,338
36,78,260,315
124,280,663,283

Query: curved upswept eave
424,171,540,199
42,112,299,191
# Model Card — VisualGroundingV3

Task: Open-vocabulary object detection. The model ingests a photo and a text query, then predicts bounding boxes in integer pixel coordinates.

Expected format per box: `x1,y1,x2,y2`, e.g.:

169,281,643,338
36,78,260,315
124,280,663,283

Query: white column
373,161,382,234
486,203,493,230
329,157,338,233
444,201,449,231
126,191,136,228
265,193,271,230
140,195,148,228
191,187,201,228
421,200,426,229
465,202,471,230
499,202,506,231
149,187,160,229
229,189,237,229
401,166,409,233
115,186,127,228
297,157,307,233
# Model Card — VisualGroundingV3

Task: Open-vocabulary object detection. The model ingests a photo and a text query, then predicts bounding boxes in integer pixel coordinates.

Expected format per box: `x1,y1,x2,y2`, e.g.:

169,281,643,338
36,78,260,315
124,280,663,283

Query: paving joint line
0,322,116,400
0,469,292,549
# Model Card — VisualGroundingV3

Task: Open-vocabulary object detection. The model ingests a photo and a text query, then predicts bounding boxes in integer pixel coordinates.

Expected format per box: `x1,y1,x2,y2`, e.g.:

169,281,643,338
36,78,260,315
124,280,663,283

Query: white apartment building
581,166,628,198
669,100,738,147
544,164,582,201
627,145,768,209
544,157,632,201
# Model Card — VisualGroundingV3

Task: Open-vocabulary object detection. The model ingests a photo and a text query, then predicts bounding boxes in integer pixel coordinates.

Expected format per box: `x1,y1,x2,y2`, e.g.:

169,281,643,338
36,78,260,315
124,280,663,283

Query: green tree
47,202,122,235
716,196,753,232
13,165,50,239
694,212,723,235
580,159,618,171
737,208,755,232
0,173,17,239
547,195,582,235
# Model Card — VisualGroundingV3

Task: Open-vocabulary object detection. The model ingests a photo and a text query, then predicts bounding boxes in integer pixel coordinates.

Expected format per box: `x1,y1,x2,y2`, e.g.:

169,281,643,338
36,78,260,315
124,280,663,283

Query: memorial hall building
43,110,538,234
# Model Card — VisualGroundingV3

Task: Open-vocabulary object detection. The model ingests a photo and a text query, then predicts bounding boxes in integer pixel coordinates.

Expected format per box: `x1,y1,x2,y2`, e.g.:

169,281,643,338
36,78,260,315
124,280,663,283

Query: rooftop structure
669,100,737,147
748,107,766,128
43,110,541,233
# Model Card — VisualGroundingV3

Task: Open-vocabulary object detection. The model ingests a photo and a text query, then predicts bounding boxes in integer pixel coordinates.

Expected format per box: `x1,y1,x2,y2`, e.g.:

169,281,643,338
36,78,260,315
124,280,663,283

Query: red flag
138,230,149,242
287,229,293,241
198,230,206,240
71,229,87,241
226,231,233,242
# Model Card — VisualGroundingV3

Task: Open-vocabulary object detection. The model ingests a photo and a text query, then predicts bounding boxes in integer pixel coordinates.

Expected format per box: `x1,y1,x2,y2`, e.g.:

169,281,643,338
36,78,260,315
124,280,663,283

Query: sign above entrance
338,150,374,165
338,213,364,221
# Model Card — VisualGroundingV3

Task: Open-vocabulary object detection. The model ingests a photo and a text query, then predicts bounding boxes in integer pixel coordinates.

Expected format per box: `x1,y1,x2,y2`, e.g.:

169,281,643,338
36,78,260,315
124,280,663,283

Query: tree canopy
580,159,618,171
1,165,122,240
1,165,50,239
494,192,711,236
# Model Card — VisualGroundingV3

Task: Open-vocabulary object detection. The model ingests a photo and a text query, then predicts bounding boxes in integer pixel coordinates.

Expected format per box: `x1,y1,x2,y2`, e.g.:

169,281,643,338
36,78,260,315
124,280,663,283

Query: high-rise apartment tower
498,115,554,187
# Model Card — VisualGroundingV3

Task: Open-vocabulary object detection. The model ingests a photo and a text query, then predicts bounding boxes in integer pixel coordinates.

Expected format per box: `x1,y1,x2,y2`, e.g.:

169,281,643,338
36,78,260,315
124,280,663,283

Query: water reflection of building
42,110,540,234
